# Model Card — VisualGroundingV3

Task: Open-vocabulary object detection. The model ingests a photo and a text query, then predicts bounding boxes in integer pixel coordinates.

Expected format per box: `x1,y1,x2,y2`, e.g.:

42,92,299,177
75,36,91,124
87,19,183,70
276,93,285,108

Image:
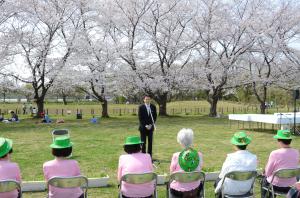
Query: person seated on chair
261,129,299,198
8,111,19,122
43,136,84,198
0,137,22,198
169,128,204,198
118,136,154,198
215,131,257,198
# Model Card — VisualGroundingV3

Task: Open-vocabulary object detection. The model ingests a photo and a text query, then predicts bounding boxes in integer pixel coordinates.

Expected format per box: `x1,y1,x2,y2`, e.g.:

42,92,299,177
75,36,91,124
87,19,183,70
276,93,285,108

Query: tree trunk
101,99,109,118
3,92,5,103
62,95,67,105
154,93,168,116
206,88,222,117
260,102,266,114
36,99,44,118
208,97,219,117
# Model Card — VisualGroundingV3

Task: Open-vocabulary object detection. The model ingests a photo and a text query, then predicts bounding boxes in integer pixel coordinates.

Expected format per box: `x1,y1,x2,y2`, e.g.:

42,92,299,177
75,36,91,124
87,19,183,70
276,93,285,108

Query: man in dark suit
138,95,157,157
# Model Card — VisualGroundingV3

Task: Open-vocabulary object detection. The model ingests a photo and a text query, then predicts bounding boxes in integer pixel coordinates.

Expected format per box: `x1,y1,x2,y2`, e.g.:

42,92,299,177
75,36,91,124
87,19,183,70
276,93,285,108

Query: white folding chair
119,172,158,198
51,129,70,141
167,171,206,198
262,167,300,198
220,170,257,198
47,176,88,198
0,179,22,197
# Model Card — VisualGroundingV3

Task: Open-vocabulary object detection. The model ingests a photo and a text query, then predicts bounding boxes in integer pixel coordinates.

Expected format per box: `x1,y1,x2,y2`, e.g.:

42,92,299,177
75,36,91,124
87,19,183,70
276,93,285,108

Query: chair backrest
51,129,69,140
0,180,21,193
224,170,257,181
272,168,300,180
47,176,88,197
221,170,257,197
169,171,205,183
120,172,157,198
121,172,157,185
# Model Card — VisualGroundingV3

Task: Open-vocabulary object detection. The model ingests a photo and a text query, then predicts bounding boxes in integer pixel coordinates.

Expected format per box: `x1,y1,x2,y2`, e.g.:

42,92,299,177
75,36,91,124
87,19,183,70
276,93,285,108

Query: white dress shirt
215,150,257,195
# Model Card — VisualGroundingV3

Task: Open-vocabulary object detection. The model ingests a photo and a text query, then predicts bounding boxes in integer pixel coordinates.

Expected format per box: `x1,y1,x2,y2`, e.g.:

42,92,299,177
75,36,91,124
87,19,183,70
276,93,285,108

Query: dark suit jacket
138,103,157,131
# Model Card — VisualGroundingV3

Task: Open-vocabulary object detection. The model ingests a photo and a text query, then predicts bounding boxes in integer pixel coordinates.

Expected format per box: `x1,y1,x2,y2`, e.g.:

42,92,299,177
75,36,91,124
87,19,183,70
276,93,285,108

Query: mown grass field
1,107,299,197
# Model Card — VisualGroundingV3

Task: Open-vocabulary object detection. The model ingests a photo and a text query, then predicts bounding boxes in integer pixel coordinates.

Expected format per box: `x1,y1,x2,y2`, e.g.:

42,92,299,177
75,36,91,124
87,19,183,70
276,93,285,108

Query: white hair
177,128,194,148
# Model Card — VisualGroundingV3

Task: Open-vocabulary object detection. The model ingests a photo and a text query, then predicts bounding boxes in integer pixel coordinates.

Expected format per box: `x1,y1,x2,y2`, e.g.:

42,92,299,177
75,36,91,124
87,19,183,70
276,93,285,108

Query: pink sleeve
43,164,49,181
74,161,81,175
147,155,153,171
15,164,21,182
198,152,204,168
117,156,123,181
265,152,275,177
170,154,177,174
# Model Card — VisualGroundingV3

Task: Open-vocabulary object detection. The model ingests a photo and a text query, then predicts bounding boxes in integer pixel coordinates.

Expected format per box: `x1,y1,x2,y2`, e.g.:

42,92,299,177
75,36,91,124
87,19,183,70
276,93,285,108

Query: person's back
170,151,203,192
43,136,83,198
0,138,21,198
118,136,154,198
118,152,154,197
215,132,257,197
216,150,257,195
43,158,82,198
265,148,299,187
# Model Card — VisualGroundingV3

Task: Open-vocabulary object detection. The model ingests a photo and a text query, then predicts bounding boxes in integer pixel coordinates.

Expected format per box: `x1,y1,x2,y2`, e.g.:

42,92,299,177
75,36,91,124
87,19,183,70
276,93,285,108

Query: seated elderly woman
261,130,299,198
118,136,154,198
43,136,83,198
169,128,203,198
215,131,257,197
0,137,21,198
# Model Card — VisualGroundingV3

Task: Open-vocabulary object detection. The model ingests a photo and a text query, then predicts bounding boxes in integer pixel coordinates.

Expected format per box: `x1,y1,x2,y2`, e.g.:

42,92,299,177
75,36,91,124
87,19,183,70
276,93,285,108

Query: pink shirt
170,151,203,192
0,159,21,198
43,158,83,198
265,148,299,187
118,152,154,197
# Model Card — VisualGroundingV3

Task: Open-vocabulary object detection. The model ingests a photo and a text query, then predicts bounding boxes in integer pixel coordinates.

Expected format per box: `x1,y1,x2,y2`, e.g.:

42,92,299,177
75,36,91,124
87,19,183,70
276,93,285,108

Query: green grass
0,114,299,197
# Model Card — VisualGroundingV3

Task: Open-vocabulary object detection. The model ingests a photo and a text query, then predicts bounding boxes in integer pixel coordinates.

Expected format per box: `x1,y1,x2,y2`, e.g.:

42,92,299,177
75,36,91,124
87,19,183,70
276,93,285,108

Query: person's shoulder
172,152,180,159
6,161,20,169
43,159,55,168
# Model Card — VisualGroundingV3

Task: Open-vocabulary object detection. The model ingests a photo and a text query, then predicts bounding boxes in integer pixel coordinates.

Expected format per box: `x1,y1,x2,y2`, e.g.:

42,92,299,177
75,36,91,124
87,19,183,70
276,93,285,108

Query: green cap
124,136,143,145
273,130,293,140
50,136,73,149
0,138,12,158
231,131,252,146
178,148,200,172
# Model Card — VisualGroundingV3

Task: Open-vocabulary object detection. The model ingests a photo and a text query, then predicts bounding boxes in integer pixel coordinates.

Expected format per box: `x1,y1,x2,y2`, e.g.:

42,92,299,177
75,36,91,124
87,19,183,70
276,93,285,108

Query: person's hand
295,182,300,190
145,124,152,130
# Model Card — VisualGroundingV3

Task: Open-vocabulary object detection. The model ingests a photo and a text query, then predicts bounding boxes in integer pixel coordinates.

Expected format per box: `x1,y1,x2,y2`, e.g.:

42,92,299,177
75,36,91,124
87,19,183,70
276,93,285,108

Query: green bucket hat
0,138,12,158
231,131,252,146
124,136,143,145
50,136,73,149
178,148,200,172
273,130,293,140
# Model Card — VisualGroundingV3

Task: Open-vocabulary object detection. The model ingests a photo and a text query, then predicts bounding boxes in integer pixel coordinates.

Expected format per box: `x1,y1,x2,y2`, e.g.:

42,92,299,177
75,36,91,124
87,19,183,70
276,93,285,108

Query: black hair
143,95,151,99
236,145,247,150
277,139,292,145
10,111,14,114
52,147,72,157
124,144,141,154
0,148,13,159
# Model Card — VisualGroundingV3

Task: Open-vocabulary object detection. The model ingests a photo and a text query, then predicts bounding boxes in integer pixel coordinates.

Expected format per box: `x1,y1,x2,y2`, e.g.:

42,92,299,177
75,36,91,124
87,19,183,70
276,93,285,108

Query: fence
0,106,298,116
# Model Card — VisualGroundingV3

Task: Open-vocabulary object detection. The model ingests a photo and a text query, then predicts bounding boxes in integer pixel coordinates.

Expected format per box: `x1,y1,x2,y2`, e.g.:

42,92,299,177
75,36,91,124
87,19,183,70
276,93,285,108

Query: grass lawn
0,114,299,197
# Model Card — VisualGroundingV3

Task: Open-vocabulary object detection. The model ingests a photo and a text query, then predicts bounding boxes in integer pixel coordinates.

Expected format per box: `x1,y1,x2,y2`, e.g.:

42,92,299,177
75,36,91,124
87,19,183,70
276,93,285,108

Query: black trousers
140,129,153,157
261,177,291,198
